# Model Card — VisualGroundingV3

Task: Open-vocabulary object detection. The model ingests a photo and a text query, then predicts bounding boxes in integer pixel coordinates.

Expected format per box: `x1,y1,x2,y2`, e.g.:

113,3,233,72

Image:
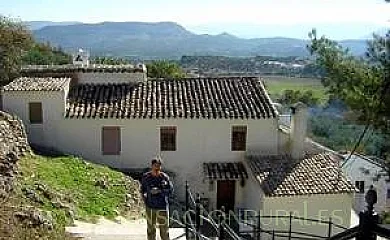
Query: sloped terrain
0,111,31,239
0,111,144,239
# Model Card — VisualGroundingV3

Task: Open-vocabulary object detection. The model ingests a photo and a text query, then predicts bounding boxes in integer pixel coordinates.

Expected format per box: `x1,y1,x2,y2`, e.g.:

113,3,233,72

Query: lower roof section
247,153,356,197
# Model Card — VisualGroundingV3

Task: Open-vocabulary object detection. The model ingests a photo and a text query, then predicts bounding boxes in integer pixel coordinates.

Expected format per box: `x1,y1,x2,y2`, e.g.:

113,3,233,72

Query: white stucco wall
277,127,290,154
1,90,66,148
77,72,146,84
53,117,279,201
342,154,389,213
261,194,353,239
240,170,264,212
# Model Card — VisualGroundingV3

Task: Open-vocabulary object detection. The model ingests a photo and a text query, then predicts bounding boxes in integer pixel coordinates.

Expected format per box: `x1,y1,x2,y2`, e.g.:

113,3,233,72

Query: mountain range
31,21,370,59
26,21,82,31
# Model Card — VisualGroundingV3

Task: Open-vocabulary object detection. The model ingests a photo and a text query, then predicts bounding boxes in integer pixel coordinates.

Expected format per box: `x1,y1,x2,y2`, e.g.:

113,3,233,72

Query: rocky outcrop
14,207,54,230
0,111,30,200
0,111,32,239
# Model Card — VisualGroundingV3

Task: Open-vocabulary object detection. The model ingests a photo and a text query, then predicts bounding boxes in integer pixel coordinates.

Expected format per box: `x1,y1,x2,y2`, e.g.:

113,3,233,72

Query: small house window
102,126,121,155
231,126,247,151
355,181,365,194
160,126,176,151
29,102,43,124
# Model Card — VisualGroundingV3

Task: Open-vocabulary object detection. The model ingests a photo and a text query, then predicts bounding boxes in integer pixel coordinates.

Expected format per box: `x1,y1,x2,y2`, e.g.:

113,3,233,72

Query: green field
262,75,328,104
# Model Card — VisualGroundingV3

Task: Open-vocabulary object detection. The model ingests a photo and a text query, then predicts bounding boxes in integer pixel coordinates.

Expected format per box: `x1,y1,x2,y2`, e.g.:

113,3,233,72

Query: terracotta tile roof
203,162,249,180
2,77,70,91
65,77,277,119
246,153,356,197
21,64,145,74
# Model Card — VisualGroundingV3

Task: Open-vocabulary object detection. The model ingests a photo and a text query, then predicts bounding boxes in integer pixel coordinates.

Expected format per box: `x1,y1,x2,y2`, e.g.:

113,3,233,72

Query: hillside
4,153,144,239
0,111,144,239
25,21,82,31
33,21,368,58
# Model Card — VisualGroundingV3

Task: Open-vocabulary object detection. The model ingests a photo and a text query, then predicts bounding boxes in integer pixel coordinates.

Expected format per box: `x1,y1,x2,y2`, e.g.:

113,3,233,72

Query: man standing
141,157,173,240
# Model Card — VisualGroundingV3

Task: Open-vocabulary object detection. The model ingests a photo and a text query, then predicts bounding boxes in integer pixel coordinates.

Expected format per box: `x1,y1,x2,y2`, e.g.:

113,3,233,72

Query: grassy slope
14,154,143,232
263,75,328,104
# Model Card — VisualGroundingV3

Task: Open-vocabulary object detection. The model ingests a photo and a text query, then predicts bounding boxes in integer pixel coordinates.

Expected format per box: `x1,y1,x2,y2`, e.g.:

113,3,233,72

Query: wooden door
217,180,235,212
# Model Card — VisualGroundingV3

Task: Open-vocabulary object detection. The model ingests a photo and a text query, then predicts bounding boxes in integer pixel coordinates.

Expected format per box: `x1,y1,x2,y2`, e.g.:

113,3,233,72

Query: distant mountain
187,22,388,40
362,28,389,39
26,21,82,31
32,21,369,59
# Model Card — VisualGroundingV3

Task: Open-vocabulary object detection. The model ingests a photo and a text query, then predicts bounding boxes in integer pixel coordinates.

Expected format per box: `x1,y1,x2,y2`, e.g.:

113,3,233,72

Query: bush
308,113,389,157
277,89,320,106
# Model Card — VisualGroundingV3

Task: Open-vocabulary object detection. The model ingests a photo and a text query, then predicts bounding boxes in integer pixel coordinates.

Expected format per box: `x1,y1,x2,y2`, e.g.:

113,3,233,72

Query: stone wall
0,111,30,199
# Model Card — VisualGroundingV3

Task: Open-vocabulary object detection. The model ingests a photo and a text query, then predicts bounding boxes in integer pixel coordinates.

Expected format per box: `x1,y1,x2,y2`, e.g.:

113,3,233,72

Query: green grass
15,154,143,228
262,75,328,104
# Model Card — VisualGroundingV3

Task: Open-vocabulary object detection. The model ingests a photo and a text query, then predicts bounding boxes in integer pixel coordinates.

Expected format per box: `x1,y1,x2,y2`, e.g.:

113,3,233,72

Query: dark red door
217,180,235,212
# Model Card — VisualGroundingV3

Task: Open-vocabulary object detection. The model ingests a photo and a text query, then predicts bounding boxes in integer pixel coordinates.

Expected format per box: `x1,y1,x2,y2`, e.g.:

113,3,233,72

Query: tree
146,60,185,79
308,28,390,174
0,16,33,85
308,29,390,130
22,42,72,65
276,89,320,106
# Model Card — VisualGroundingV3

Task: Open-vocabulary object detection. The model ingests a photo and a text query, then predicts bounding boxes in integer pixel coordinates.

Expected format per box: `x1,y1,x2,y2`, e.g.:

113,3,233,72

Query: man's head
151,157,162,173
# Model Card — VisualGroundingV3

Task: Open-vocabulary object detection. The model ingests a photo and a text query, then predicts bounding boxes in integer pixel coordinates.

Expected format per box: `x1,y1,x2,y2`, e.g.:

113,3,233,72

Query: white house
1,63,356,238
342,153,390,214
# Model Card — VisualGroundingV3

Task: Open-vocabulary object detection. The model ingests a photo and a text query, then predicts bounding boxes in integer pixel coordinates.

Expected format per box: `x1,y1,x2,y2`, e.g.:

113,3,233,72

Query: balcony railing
169,183,390,240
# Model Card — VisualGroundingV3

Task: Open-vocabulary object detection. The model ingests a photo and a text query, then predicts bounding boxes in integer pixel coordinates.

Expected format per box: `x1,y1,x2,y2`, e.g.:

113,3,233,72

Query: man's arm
141,173,148,200
169,177,173,195
163,174,173,195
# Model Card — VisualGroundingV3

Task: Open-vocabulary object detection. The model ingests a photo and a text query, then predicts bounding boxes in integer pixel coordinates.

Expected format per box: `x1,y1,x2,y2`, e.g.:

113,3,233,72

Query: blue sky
3,0,390,39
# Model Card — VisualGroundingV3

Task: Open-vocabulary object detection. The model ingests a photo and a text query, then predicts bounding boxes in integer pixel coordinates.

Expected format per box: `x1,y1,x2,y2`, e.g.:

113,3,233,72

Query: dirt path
66,217,186,240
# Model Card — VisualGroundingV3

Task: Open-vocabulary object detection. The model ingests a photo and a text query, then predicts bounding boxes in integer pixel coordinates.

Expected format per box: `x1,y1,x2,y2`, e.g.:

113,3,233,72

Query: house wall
261,194,353,239
54,117,279,201
77,72,146,84
240,169,263,212
277,127,290,154
342,155,389,213
0,92,3,111
1,91,66,148
236,174,264,237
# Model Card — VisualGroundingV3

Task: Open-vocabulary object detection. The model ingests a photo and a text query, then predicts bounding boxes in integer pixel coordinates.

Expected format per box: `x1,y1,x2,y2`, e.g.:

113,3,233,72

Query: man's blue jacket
141,171,173,210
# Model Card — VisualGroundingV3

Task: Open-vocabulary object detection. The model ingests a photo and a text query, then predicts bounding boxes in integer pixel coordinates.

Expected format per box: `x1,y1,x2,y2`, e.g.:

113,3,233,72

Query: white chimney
290,102,308,160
